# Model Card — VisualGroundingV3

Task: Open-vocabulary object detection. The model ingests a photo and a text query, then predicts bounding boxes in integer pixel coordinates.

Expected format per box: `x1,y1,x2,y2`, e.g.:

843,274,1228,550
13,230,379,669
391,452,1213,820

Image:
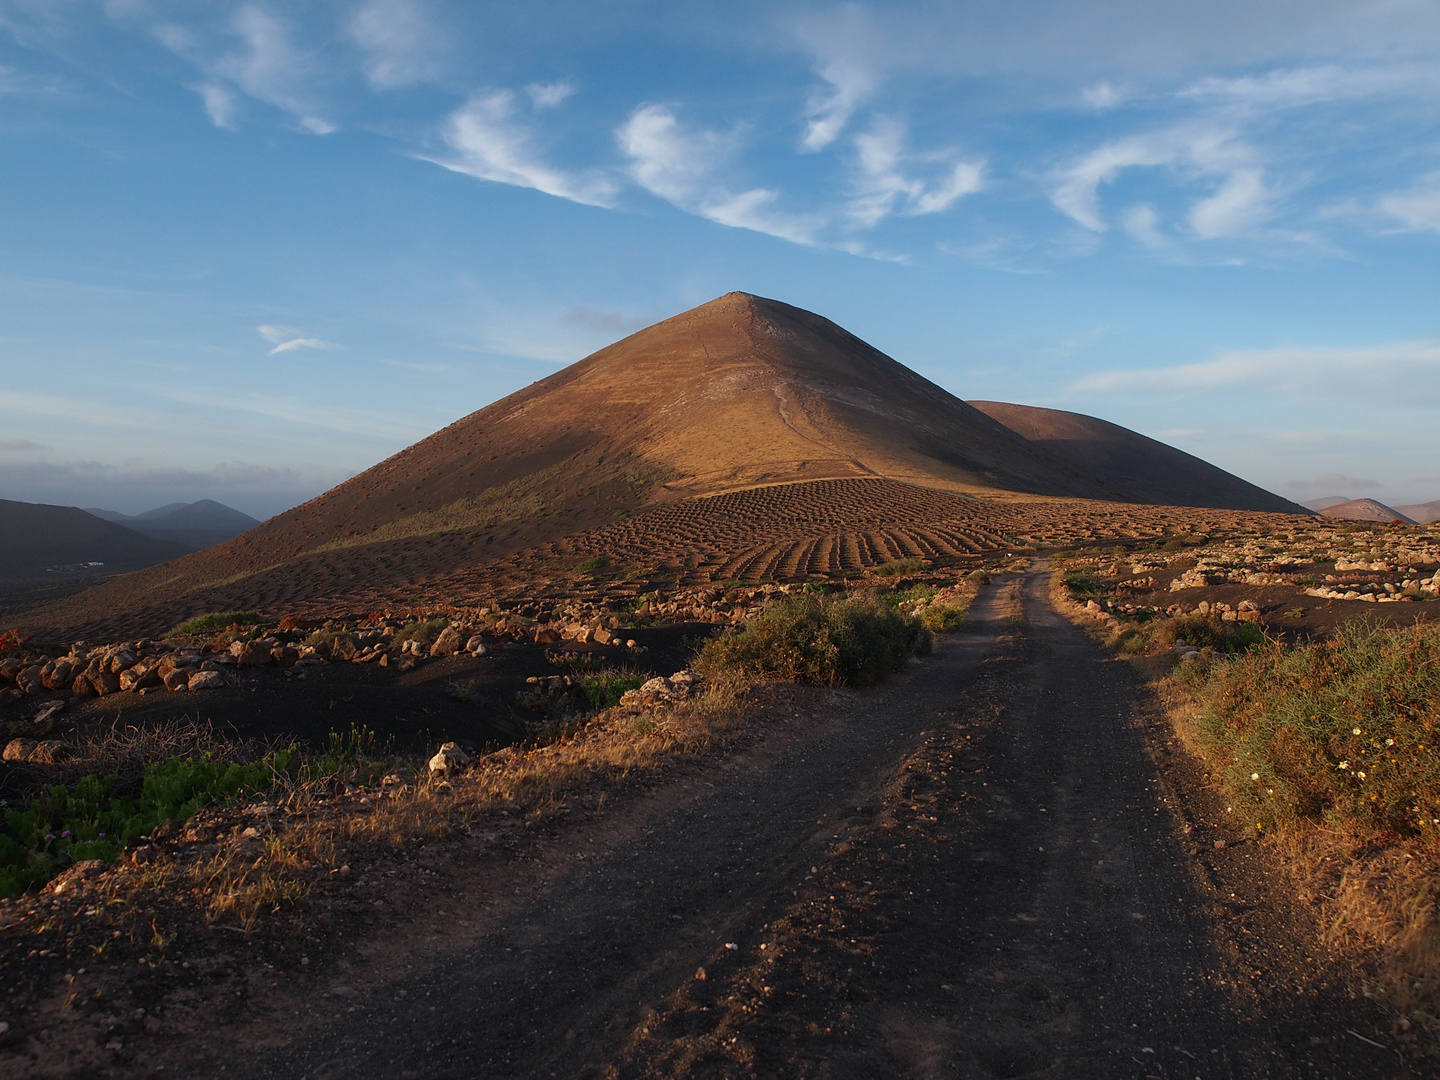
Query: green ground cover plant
394,618,449,645
0,752,292,898
697,594,931,687
170,611,260,636
1191,620,1440,836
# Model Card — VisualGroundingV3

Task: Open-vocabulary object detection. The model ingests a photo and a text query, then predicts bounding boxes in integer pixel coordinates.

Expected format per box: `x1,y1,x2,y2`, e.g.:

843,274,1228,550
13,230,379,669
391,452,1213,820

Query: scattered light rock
187,670,225,691
428,741,472,774
431,626,463,656
3,737,37,762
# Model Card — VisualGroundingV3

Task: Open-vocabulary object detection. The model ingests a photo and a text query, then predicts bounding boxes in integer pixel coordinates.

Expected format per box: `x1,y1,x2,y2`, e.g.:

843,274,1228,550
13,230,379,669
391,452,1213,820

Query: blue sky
2,1,1439,518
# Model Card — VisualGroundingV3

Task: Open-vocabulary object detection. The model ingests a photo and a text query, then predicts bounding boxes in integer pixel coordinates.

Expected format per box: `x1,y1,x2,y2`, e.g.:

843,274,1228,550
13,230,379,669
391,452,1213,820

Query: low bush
0,752,292,898
922,605,967,632
170,611,260,637
1194,620,1440,837
697,594,931,687
580,670,647,710
395,618,448,646
0,629,30,655
966,570,990,585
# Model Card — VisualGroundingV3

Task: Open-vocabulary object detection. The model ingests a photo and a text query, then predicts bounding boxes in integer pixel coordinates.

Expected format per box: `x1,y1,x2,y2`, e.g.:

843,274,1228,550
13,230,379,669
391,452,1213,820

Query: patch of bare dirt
1,576,1414,1078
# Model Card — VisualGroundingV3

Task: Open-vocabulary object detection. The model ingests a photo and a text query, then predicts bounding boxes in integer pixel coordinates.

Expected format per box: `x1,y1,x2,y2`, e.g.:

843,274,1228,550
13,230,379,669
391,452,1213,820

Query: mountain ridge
15,292,1310,634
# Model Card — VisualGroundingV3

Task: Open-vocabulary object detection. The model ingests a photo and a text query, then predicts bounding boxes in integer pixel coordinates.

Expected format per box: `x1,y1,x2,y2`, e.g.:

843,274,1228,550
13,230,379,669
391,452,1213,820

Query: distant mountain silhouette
968,402,1306,515
1319,498,1417,525
0,499,188,583
1394,499,1440,525
85,500,261,551
1300,496,1353,512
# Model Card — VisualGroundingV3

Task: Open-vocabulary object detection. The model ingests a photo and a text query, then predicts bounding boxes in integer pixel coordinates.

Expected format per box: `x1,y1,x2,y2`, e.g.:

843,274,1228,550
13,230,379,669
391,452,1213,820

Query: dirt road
161,574,1409,1079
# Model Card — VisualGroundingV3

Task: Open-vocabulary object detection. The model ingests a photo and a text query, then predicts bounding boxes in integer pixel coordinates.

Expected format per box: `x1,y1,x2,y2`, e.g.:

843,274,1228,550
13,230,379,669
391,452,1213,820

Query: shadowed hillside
0,500,189,583
969,401,1306,515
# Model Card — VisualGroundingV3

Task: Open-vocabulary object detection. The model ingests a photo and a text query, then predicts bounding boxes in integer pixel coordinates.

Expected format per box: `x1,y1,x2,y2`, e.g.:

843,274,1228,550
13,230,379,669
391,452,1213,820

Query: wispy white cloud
1379,175,1440,233
1075,338,1440,401
1082,80,1129,109
527,80,574,108
350,0,442,90
801,55,874,152
1179,63,1440,110
0,438,43,452
1189,166,1269,238
1122,203,1165,246
190,81,238,128
792,4,878,152
257,324,340,355
848,118,983,227
155,6,334,134
1052,124,1268,239
427,91,618,208
618,104,821,244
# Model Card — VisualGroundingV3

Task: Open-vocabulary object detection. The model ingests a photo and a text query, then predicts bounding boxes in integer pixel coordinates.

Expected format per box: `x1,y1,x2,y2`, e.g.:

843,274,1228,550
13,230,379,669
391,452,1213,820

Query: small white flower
1386,738,1395,747
1358,771,1367,779
1338,761,1349,770
1251,772,1260,781
1354,727,1362,735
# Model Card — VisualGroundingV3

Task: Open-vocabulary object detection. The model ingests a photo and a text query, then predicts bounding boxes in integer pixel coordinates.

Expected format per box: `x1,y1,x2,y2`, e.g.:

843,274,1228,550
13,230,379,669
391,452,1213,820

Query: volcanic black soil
97,574,1414,1080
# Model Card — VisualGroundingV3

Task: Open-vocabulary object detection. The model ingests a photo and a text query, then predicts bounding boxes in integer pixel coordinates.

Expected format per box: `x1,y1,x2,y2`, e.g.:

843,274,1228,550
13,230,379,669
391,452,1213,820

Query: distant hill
0,499,189,583
85,500,261,551
1318,498,1417,525
968,402,1307,515
1395,499,1440,525
18,292,1313,636
1301,496,1352,511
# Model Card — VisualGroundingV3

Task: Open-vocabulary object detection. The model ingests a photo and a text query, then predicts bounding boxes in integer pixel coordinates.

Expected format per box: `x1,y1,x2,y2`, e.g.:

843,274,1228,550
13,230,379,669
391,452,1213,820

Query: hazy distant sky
2,1,1439,518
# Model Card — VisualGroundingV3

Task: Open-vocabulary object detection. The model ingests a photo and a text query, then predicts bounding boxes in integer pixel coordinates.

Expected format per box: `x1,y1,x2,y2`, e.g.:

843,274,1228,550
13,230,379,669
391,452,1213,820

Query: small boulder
27,740,66,765
428,741,471,775
188,670,225,691
15,667,43,696
3,737,37,762
431,626,463,657
33,700,65,724
87,669,121,697
162,668,191,691
71,673,97,698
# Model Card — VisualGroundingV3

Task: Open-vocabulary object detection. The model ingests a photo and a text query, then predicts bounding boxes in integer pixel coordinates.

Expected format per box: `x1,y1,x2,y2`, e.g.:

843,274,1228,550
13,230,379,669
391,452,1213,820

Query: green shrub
580,671,646,710
872,558,928,577
965,570,990,585
1063,569,1103,596
576,555,609,574
395,618,448,646
170,611,260,636
1193,620,1440,837
697,594,931,687
0,751,292,899
922,604,967,632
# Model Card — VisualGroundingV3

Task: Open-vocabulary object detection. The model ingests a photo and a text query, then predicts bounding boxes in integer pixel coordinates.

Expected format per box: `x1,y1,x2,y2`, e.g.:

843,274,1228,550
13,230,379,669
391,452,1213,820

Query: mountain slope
968,401,1307,515
1319,498,1417,525
0,500,190,583
21,293,1134,625
1394,499,1440,525
19,293,1310,634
